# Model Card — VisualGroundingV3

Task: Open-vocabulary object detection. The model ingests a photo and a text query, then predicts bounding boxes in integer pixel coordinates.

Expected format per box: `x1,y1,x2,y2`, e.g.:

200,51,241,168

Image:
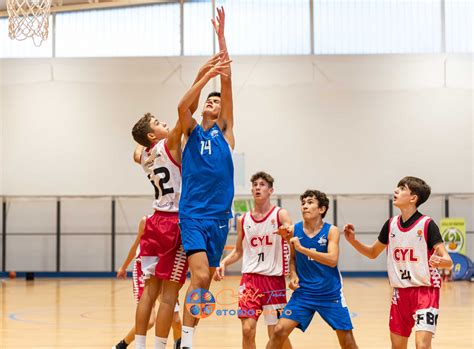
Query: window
314,0,442,54
184,0,214,56
222,0,311,55
445,0,473,52
55,4,181,57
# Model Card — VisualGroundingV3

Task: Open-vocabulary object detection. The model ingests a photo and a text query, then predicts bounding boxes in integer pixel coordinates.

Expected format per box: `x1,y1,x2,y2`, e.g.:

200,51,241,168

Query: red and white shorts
133,260,181,313
133,258,145,303
390,286,440,337
238,273,287,325
140,211,188,284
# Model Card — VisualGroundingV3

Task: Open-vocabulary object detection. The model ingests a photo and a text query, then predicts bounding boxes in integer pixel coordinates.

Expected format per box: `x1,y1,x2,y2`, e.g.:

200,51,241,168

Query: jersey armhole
276,207,282,227
241,213,246,240
164,139,181,170
423,217,431,248
386,217,395,246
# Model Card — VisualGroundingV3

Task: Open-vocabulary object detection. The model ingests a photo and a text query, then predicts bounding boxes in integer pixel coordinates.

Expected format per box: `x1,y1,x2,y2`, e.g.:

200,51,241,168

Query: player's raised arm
165,119,183,164
189,52,223,115
177,54,230,136
212,7,234,149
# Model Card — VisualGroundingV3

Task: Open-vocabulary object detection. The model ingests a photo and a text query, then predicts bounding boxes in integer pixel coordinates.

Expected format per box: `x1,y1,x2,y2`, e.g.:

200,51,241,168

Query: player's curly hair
132,113,154,148
397,176,431,207
250,171,274,188
300,190,329,218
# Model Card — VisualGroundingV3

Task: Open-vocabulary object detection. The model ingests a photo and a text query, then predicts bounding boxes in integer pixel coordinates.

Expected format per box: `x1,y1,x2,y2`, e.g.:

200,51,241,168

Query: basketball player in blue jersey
267,190,358,349
177,7,234,349
122,53,225,349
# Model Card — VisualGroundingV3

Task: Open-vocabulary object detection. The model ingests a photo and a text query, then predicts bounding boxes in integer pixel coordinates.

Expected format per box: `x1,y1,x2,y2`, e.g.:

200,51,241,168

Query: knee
242,324,256,340
273,324,290,340
415,341,430,349
191,268,210,287
340,333,358,349
160,291,179,306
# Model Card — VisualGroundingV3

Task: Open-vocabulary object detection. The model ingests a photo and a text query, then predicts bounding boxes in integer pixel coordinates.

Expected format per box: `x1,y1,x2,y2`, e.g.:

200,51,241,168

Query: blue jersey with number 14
179,123,234,220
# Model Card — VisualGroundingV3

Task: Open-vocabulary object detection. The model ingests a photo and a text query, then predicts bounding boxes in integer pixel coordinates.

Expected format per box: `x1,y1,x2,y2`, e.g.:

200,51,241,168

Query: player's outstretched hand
199,51,226,75
211,6,225,38
289,274,300,290
117,267,127,279
206,59,232,79
343,224,356,243
274,224,294,241
214,263,225,281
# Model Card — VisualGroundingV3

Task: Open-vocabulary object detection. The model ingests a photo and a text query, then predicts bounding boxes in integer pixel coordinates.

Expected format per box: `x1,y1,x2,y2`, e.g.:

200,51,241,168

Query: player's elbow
177,103,187,117
133,153,141,164
368,252,380,260
368,252,377,259
327,257,338,268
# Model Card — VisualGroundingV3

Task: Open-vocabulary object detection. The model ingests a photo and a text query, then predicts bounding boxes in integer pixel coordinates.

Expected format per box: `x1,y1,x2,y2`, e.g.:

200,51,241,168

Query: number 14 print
200,140,212,155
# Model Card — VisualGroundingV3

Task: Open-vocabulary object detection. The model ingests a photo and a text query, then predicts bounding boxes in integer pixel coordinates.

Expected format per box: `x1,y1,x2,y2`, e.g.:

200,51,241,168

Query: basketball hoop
7,0,53,46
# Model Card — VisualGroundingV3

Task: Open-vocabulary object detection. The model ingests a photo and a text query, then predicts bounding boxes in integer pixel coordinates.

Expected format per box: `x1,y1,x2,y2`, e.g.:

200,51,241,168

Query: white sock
181,326,195,348
155,336,167,349
135,334,146,349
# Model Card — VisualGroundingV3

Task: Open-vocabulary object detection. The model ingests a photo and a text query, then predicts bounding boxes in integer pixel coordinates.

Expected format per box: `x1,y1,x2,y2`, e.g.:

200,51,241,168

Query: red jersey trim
423,217,431,245
164,139,181,172
276,208,287,275
241,213,247,240
396,214,426,232
276,207,282,227
249,205,277,223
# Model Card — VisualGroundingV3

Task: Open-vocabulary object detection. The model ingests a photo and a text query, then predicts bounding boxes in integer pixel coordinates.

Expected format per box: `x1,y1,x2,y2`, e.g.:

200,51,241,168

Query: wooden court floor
1,276,472,348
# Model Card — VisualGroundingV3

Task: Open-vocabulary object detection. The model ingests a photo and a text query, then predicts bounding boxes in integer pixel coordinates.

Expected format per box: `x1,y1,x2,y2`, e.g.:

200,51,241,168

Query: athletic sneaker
113,339,128,349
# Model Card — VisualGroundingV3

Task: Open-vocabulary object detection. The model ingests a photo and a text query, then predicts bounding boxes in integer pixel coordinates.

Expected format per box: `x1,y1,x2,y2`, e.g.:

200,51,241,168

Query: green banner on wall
440,218,466,255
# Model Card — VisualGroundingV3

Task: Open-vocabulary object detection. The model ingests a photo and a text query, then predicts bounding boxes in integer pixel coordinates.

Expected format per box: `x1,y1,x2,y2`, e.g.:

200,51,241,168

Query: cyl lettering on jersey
250,235,273,247
393,247,418,262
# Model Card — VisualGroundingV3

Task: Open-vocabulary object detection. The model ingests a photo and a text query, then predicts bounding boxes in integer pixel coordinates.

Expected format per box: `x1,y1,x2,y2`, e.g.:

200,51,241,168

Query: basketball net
7,0,52,47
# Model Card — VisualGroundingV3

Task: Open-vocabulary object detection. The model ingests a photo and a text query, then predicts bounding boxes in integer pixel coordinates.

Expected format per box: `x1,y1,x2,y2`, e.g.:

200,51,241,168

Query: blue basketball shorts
281,289,353,332
179,218,229,267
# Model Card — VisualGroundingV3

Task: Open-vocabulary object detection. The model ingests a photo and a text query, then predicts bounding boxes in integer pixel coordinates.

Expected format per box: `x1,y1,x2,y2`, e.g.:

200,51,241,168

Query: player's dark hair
132,113,154,148
207,91,221,99
300,190,329,218
397,176,431,207
250,171,274,188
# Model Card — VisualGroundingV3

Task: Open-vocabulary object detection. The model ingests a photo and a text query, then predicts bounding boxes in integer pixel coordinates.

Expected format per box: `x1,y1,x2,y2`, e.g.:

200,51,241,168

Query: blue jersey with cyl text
294,221,343,301
179,123,234,220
